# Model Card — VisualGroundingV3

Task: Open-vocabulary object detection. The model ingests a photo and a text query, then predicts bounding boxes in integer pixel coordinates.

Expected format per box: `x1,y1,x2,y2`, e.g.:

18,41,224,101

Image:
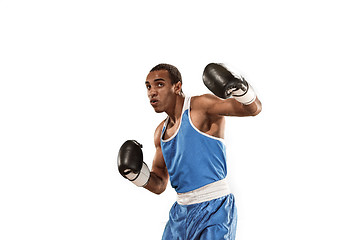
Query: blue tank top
160,97,227,193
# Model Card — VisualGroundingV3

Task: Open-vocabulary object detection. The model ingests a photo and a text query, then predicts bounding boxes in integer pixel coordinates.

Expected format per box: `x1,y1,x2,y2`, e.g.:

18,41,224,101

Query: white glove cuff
233,84,256,105
130,162,150,187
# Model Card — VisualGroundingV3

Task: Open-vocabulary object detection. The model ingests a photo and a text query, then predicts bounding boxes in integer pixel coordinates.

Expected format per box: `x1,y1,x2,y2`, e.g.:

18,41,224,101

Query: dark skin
144,70,262,194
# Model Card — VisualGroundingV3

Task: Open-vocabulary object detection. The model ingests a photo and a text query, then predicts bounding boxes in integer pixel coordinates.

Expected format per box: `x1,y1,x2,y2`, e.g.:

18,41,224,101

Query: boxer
118,63,262,239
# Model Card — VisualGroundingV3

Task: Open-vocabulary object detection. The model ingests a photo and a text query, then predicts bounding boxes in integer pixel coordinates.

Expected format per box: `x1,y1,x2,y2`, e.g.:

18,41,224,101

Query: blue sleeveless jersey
160,97,227,193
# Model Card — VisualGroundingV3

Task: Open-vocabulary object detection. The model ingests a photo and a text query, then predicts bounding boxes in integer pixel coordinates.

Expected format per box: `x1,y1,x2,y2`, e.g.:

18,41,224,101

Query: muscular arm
144,122,169,195
195,94,262,117
202,63,262,117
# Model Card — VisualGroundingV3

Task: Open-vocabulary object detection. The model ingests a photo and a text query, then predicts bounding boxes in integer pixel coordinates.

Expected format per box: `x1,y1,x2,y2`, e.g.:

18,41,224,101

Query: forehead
146,70,171,83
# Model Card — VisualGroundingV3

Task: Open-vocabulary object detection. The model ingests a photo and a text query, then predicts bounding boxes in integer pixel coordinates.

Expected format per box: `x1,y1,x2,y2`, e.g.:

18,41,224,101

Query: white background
1,0,359,239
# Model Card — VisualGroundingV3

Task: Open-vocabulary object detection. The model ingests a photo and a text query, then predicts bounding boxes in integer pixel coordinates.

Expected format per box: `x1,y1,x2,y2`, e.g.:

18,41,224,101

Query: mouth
150,99,159,106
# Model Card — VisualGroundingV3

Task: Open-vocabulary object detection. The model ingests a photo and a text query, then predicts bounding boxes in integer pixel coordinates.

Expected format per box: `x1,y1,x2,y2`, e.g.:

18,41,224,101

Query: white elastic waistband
176,178,231,205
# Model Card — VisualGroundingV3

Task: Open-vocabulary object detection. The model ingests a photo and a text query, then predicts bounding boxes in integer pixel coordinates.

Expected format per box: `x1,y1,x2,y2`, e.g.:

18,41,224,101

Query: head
145,63,183,113
150,63,182,86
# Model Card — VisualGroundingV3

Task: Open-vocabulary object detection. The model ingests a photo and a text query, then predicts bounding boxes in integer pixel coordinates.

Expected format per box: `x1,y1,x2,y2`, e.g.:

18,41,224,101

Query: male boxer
118,63,262,239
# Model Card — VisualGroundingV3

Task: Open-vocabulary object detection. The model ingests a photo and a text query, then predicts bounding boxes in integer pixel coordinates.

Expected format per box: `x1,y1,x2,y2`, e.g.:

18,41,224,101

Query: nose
148,87,157,98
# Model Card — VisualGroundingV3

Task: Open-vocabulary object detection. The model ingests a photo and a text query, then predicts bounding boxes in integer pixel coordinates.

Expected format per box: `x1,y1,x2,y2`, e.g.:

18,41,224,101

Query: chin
154,108,165,113
151,103,166,113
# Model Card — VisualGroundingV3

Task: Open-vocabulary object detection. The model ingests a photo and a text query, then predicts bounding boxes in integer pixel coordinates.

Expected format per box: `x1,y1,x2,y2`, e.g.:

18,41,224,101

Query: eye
157,82,164,87
146,85,151,90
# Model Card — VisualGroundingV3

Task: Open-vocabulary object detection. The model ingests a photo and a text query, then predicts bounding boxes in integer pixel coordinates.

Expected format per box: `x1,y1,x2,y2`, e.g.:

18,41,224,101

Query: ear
174,81,182,95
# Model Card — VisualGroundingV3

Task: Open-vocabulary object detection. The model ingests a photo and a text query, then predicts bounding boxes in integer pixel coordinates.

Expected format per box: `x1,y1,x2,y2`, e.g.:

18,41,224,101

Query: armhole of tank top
188,97,226,144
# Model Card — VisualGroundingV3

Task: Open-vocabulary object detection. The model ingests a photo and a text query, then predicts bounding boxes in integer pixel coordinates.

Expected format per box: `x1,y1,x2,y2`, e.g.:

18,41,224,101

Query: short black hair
150,63,182,85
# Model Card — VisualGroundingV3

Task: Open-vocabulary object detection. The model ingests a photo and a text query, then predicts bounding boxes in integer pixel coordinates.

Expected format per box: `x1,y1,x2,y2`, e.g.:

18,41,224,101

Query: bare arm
195,94,262,117
144,122,169,195
202,63,262,117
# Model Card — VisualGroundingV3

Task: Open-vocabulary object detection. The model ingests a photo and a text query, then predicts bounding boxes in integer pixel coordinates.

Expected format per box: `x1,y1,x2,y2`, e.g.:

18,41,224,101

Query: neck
166,95,185,124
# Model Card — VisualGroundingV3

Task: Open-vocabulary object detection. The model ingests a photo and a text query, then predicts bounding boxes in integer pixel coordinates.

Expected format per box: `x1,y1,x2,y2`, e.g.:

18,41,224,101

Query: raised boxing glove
202,63,256,105
117,140,150,187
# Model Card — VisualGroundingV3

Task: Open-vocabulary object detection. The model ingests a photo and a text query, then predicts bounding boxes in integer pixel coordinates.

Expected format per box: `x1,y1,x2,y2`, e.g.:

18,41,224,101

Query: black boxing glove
117,140,150,187
202,63,256,105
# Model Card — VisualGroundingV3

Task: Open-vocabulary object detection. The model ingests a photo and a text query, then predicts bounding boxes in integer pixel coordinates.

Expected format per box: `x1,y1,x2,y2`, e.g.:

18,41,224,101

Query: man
118,63,262,239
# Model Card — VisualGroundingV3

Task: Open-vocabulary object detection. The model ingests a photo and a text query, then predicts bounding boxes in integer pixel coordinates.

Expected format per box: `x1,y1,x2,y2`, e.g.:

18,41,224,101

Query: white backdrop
1,0,359,239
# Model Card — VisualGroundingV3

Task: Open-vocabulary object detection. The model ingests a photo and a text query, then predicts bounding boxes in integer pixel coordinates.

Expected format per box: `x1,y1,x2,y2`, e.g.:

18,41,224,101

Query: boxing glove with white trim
202,63,256,105
117,140,150,187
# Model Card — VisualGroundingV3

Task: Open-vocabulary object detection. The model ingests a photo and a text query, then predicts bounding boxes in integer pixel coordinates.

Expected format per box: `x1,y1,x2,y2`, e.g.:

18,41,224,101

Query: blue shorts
162,194,237,240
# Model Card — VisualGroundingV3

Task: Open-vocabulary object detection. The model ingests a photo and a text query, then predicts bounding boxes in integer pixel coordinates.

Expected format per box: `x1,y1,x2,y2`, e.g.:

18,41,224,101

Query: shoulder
190,94,223,111
155,119,166,135
154,119,166,147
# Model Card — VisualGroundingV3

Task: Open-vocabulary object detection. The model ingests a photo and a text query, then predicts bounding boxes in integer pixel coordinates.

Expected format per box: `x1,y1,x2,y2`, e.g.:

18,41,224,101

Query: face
145,70,181,113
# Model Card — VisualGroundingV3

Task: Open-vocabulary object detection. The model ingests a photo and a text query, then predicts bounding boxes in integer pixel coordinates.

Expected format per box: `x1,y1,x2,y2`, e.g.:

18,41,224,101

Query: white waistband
176,178,231,205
